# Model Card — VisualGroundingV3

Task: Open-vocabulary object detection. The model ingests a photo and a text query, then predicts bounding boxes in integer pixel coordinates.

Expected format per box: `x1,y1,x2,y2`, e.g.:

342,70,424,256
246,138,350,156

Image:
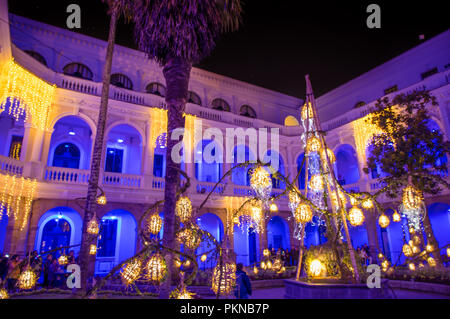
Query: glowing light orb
408,263,416,271
147,213,163,235
96,195,107,206
447,247,450,258
348,206,365,226
201,254,207,262
269,202,278,213
361,199,374,209
177,225,202,250
426,245,433,253
427,257,436,267
392,211,401,222
253,266,259,274
288,188,301,213
250,166,272,200
145,253,167,283
306,136,322,154
58,255,68,266
266,261,272,269
263,249,270,257
0,288,8,299
87,218,99,236
89,244,97,255
378,214,390,228
121,259,142,286
309,259,325,277
175,196,193,223
294,203,313,223
330,190,347,208
18,270,37,290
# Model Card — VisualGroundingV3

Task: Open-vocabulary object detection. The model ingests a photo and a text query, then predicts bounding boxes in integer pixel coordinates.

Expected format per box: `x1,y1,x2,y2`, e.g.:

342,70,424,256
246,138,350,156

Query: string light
348,206,364,226
294,203,313,223
200,254,207,262
288,188,301,213
402,186,423,210
253,266,259,274
250,202,264,225
0,60,56,130
121,258,143,286
177,225,202,250
352,114,384,162
349,196,358,206
361,199,374,209
426,244,433,253
269,202,278,213
306,136,322,154
263,249,270,257
212,260,236,296
261,261,267,270
408,263,416,271
250,166,272,200
266,260,272,269
330,190,347,208
147,213,163,235
175,196,193,223
0,288,8,299
176,287,195,299
86,217,99,236
301,102,314,121
145,253,167,283
378,214,390,228
150,108,168,148
447,247,450,258
58,255,68,266
427,257,436,267
309,174,324,191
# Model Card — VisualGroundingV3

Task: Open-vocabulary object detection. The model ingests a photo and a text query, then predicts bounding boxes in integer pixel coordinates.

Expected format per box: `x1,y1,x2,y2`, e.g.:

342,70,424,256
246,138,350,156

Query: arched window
52,143,81,169
111,73,133,90
25,50,47,66
240,105,257,118
40,218,71,255
188,91,202,105
335,144,360,184
63,63,93,80
146,82,166,97
267,216,290,251
195,140,222,183
211,98,230,112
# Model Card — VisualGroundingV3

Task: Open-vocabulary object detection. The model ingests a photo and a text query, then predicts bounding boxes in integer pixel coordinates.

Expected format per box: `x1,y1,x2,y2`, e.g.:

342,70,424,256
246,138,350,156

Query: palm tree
79,0,134,294
128,0,242,298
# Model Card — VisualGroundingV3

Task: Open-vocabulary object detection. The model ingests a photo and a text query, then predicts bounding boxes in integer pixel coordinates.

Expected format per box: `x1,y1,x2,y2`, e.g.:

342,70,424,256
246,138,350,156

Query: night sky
7,0,449,98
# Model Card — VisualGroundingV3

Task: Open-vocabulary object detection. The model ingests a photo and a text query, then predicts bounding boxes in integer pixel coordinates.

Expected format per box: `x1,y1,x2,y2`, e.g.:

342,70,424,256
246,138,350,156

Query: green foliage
365,89,450,197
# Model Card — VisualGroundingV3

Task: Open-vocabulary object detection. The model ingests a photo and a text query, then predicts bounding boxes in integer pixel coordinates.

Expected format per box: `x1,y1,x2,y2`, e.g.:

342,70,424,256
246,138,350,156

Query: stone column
40,129,53,167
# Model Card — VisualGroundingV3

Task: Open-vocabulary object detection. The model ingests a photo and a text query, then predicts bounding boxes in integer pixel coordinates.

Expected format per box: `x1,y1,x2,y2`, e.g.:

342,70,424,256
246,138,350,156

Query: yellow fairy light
86,217,99,236
145,253,167,283
352,114,384,162
392,210,401,222
183,260,191,268
408,263,416,271
212,261,236,295
253,266,259,274
174,260,182,268
301,102,314,121
361,199,374,209
58,255,68,266
177,225,202,250
378,253,384,259
348,206,364,226
412,235,421,246
177,287,195,299
402,186,423,210
427,257,436,267
147,213,163,235
89,244,97,255
272,258,282,272
18,270,37,290
269,202,278,212
426,245,433,253
150,108,168,148
412,245,420,254
381,260,390,269
447,247,450,258
349,196,358,206
0,288,8,299
263,249,270,257
261,261,267,270
321,148,335,164
309,174,324,191
294,203,313,223
378,214,390,228
96,195,107,206
200,254,207,262
0,60,56,130
175,196,193,223
306,136,322,154
309,259,325,277
330,190,347,208
251,204,263,225
266,260,272,269
121,258,142,286
250,166,272,200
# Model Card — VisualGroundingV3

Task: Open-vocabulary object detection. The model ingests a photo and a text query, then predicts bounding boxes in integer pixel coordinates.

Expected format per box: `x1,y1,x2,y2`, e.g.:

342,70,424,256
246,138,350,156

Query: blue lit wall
0,209,8,253
428,203,450,248
266,216,290,251
335,144,360,184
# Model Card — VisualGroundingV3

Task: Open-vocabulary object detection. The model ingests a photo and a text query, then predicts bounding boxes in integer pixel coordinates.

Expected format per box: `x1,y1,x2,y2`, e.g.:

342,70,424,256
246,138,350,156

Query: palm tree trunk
422,208,443,267
79,8,118,294
159,56,192,299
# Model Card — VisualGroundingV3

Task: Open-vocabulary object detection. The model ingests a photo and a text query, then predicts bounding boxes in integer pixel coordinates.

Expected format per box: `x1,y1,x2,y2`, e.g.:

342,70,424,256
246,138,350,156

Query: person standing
234,263,252,299
6,255,21,292
42,254,53,288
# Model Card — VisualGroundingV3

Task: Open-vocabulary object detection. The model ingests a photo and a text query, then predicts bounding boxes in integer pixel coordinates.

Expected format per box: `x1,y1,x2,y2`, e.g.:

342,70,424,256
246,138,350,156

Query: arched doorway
95,209,137,275
105,124,143,174
196,213,224,269
234,216,260,266
34,207,83,257
266,216,290,251
335,144,360,185
0,98,25,160
427,203,450,248
48,116,93,169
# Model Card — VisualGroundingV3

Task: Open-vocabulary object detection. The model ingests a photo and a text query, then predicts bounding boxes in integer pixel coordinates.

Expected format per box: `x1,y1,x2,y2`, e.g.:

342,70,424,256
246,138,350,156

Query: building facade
0,1,449,273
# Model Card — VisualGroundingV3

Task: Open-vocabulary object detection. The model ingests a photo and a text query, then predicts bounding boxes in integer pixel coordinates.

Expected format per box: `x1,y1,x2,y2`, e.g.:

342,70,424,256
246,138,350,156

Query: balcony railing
0,155,24,176
103,172,142,189
44,166,90,184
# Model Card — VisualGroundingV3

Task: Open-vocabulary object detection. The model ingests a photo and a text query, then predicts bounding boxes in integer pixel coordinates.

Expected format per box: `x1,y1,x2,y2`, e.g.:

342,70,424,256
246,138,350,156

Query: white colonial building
0,0,448,273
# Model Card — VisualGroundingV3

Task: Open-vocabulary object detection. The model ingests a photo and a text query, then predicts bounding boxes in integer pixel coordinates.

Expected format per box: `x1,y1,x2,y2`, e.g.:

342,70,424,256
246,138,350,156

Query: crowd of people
269,247,301,267
0,251,78,293
356,243,373,266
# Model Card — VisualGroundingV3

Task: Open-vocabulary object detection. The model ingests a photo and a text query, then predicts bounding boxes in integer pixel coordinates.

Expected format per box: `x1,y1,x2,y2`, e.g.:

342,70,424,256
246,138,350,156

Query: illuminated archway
196,213,224,269
267,216,290,251
335,144,360,184
233,216,260,266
